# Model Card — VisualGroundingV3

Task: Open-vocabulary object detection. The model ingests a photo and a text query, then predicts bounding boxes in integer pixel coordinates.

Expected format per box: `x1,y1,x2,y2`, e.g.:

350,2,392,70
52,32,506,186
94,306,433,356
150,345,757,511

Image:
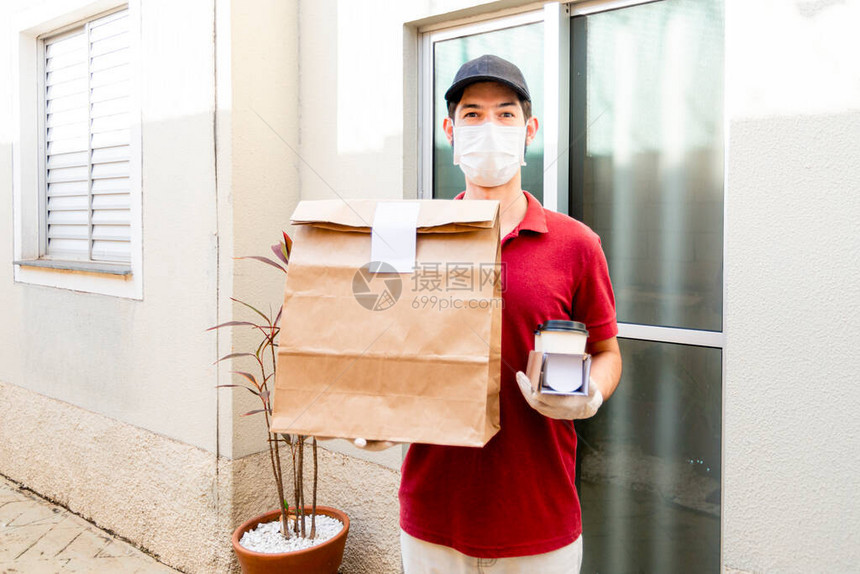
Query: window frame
418,9,546,201
565,0,728,350
12,1,142,299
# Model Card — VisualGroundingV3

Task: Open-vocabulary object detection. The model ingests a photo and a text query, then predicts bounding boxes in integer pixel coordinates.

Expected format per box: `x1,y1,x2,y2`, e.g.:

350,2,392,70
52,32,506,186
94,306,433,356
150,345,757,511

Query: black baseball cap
444,54,531,104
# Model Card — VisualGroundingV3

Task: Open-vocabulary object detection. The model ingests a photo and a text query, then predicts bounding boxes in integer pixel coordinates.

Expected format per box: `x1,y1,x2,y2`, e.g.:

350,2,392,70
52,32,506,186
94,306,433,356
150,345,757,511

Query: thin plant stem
260,333,288,538
271,433,288,535
264,433,283,531
311,437,318,539
291,438,300,535
298,436,306,538
265,333,289,536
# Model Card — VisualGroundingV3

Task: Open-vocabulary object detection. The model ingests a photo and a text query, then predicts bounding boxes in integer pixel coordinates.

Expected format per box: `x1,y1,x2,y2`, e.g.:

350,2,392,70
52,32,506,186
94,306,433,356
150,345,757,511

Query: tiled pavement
0,475,181,574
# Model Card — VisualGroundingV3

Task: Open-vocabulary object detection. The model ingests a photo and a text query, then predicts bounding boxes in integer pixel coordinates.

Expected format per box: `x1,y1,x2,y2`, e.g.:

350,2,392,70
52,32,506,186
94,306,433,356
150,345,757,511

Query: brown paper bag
270,199,502,447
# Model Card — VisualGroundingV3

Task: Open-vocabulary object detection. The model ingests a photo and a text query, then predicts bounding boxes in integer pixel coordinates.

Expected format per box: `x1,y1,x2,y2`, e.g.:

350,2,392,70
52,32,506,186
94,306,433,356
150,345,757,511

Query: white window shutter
45,30,89,260
44,8,131,263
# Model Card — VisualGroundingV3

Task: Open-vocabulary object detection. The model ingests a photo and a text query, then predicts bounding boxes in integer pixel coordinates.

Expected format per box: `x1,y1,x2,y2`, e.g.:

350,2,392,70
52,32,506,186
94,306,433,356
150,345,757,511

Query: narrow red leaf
216,384,261,397
206,321,259,331
230,297,270,324
237,255,285,272
213,352,256,364
231,371,260,388
241,409,267,417
271,243,289,267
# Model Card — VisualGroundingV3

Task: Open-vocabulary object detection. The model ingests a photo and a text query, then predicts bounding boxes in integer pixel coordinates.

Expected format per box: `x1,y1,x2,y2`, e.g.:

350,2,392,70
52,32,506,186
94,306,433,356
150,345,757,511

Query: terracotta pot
232,506,350,574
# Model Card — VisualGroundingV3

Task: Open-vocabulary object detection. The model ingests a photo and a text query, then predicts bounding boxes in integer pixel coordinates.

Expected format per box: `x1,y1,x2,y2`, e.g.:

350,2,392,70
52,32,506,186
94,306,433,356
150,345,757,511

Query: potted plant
210,232,349,574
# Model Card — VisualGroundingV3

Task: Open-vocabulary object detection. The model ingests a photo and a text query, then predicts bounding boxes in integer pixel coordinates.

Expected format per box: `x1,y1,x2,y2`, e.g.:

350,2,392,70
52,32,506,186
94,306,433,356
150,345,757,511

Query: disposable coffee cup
534,320,588,355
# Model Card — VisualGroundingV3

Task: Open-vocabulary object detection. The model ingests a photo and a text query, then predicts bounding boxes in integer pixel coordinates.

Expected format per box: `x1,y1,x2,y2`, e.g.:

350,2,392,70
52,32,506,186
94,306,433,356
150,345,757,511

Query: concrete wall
221,0,302,460
0,0,219,451
0,381,235,573
723,0,860,572
0,1,228,571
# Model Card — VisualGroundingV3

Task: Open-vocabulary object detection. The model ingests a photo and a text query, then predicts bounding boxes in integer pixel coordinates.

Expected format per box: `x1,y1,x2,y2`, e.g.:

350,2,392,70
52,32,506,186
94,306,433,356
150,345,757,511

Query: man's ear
443,116,455,146
525,116,539,146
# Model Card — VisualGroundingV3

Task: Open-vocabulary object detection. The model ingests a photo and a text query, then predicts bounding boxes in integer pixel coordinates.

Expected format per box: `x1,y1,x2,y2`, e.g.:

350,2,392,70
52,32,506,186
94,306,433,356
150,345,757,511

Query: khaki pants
401,530,583,574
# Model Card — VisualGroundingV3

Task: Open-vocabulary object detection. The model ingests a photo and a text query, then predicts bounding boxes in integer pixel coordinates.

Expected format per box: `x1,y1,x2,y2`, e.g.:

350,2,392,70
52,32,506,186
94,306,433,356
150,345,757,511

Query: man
396,55,622,573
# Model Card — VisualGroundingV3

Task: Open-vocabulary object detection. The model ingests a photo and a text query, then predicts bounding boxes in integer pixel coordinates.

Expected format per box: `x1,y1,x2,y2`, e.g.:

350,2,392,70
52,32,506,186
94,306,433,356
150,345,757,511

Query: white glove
515,371,603,420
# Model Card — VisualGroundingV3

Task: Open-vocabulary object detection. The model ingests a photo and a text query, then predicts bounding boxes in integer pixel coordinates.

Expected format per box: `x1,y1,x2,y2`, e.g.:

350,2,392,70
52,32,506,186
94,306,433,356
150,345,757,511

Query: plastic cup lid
536,320,588,335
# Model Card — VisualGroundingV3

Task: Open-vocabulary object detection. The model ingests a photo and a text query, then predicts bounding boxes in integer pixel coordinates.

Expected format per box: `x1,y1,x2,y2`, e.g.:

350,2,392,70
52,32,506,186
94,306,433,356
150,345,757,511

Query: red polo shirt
399,191,617,558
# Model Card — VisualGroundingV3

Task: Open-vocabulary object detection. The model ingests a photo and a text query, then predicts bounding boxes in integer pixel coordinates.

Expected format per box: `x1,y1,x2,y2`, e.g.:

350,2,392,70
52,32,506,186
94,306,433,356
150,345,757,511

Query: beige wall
220,0,302,459
723,0,860,572
0,0,220,453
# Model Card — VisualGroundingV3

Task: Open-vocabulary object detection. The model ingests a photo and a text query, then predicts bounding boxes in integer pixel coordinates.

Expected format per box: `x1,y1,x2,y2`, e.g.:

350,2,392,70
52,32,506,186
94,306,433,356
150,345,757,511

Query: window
421,1,724,571
576,339,722,573
570,0,724,332
41,10,133,264
13,4,141,298
421,11,545,201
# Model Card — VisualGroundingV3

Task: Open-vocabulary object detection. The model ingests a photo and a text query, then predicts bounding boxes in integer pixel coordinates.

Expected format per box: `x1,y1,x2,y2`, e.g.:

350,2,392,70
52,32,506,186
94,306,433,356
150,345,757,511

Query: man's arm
587,336,622,400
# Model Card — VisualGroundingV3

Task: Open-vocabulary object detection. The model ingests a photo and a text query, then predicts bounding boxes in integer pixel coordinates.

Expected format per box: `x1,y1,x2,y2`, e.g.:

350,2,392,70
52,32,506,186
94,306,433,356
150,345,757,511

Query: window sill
14,259,132,276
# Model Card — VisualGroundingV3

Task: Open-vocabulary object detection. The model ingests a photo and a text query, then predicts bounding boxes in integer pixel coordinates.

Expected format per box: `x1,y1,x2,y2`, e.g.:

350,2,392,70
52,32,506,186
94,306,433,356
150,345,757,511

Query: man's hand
315,436,400,451
515,371,603,420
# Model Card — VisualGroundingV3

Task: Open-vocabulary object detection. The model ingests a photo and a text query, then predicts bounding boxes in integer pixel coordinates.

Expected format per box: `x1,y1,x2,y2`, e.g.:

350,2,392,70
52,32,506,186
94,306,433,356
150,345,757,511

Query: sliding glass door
422,2,725,570
569,1,724,572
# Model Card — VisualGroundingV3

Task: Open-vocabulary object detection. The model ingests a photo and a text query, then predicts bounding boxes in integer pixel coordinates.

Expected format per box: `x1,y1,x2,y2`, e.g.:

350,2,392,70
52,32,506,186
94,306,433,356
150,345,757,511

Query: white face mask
453,123,527,187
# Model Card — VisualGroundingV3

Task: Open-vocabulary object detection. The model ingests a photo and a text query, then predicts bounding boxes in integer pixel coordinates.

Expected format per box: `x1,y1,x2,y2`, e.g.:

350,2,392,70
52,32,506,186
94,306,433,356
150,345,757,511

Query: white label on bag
371,202,420,273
